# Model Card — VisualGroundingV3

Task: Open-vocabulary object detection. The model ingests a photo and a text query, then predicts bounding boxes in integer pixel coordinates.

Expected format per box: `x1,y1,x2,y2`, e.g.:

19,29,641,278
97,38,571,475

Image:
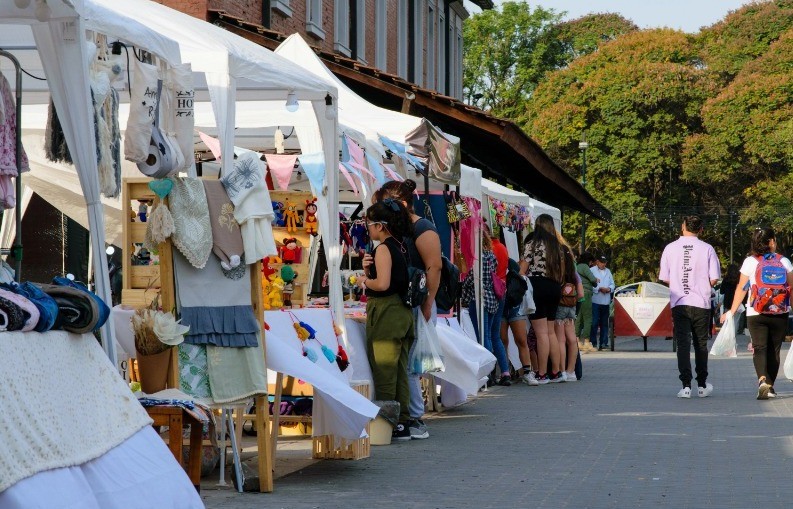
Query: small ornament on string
331,311,350,372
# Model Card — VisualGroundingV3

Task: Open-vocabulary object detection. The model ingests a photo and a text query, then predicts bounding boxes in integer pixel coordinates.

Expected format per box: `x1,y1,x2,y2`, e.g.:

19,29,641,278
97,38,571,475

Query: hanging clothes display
202,179,244,279
44,99,72,164
0,73,29,210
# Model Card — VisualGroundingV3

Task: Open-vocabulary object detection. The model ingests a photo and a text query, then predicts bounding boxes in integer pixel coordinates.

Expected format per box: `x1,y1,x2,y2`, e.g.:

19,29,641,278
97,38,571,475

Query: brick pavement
201,334,793,509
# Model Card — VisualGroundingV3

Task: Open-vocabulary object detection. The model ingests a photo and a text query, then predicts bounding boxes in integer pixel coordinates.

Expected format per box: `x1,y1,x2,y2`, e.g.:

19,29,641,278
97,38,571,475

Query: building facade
159,0,470,99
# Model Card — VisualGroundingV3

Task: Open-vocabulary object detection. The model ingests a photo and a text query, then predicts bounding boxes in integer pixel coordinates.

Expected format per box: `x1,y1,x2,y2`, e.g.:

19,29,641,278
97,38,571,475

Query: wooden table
145,406,203,492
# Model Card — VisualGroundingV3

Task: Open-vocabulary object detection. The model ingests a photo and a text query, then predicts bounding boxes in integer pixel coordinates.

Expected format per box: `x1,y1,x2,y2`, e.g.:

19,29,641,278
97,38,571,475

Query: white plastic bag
518,275,536,316
784,341,793,380
410,314,445,374
710,312,737,358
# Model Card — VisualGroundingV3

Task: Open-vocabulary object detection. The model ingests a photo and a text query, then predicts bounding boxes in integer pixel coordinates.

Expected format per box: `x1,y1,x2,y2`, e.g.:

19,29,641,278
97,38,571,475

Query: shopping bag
784,340,793,380
710,312,737,358
410,314,445,374
518,276,536,317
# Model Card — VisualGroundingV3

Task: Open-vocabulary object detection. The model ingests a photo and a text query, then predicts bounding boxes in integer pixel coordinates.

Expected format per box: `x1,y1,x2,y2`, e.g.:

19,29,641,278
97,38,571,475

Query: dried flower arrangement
132,296,190,356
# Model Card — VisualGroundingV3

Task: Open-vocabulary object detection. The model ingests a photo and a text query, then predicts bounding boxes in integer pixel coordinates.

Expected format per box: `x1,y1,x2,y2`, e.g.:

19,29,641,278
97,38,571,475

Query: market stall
614,282,674,352
0,2,203,506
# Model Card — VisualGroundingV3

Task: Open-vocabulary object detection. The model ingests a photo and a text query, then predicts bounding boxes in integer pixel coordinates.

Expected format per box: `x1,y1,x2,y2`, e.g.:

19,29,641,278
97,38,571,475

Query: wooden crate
311,383,371,460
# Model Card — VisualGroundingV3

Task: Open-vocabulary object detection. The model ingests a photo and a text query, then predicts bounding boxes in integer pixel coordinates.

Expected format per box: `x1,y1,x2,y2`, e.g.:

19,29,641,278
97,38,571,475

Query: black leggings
747,313,788,384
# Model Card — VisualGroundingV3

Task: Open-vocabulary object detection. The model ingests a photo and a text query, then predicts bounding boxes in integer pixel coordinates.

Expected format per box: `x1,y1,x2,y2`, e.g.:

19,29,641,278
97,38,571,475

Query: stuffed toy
279,237,301,265
283,199,300,233
281,265,297,307
261,255,282,279
261,277,272,310
304,198,318,236
271,201,285,227
267,274,284,308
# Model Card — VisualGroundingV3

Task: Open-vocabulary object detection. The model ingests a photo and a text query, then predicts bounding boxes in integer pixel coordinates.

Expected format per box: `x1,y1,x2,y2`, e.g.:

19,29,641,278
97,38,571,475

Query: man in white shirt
590,255,616,350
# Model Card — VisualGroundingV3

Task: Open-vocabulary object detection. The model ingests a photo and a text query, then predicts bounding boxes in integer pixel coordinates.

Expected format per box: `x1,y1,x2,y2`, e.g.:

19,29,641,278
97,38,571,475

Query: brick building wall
157,0,462,96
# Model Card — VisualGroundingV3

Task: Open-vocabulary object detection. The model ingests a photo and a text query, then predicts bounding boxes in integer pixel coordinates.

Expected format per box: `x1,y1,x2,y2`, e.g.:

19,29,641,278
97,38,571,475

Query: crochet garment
0,331,152,492
220,150,276,264
169,177,213,269
202,179,244,279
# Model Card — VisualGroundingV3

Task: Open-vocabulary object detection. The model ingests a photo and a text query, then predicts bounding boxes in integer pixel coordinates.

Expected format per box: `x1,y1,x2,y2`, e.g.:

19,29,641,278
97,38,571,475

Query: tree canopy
463,0,793,282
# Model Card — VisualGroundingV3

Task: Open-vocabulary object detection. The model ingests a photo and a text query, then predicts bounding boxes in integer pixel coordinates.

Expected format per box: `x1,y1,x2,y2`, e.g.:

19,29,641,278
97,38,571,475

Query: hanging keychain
330,309,350,372
288,311,334,364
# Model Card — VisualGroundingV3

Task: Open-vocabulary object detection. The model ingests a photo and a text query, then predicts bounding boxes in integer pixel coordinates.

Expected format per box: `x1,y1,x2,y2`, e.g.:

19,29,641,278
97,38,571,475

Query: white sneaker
566,371,578,381
677,387,692,399
522,371,540,386
698,383,713,398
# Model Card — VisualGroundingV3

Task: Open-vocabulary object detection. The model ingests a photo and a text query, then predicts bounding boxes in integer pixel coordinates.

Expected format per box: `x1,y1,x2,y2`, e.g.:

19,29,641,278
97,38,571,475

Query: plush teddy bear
267,274,285,308
271,201,285,227
261,276,272,310
304,198,318,236
283,199,300,233
279,237,301,265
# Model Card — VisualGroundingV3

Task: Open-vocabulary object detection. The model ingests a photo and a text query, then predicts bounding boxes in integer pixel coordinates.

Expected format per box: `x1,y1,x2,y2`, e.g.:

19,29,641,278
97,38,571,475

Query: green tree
462,1,563,117
683,29,793,233
523,30,716,280
696,0,793,84
555,13,638,62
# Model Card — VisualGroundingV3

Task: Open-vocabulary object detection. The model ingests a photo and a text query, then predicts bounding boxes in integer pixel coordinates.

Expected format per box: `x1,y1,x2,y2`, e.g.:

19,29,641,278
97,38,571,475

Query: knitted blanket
0,331,152,493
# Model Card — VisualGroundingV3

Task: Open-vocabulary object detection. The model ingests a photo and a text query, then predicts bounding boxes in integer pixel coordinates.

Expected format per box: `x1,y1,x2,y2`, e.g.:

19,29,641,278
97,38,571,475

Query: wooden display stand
120,177,274,493
145,406,203,492
267,190,314,309
311,383,370,460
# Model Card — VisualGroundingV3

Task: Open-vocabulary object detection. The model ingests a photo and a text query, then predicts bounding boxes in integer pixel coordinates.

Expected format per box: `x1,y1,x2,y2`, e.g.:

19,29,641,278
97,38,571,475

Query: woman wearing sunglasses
357,198,415,440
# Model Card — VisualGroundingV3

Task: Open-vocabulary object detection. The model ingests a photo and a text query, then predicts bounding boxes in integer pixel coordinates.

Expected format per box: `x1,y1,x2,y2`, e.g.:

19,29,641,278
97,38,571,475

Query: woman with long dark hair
555,239,585,381
520,214,564,383
371,179,441,439
357,199,415,439
722,227,793,400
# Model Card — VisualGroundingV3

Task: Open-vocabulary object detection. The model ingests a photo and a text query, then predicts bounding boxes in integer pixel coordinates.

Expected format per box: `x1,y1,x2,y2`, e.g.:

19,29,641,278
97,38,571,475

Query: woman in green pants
575,252,597,351
358,199,415,441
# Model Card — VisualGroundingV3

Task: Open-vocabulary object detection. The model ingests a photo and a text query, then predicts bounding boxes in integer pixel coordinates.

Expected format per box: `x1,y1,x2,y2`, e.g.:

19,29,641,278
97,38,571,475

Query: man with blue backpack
722,227,793,400
660,216,721,399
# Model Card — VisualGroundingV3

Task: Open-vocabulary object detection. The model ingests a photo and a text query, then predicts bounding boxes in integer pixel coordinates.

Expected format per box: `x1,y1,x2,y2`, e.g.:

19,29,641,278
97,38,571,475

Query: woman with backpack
357,199,415,439
520,214,564,383
722,227,793,400
372,179,442,439
556,242,585,381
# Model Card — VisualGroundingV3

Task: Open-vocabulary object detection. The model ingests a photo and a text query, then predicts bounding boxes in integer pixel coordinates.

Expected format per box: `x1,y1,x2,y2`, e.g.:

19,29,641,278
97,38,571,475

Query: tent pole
0,50,23,281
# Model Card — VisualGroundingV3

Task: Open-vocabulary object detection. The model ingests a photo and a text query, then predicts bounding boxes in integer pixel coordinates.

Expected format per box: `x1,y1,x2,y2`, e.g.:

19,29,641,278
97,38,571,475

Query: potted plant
132,297,189,394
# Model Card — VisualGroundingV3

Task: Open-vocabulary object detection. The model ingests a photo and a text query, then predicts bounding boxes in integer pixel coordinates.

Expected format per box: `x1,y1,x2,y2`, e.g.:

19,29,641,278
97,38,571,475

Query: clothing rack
0,49,23,282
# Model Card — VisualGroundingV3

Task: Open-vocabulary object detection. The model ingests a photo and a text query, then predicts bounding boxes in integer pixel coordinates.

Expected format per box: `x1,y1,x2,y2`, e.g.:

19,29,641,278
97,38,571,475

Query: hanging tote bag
136,80,180,178
165,63,195,174
124,57,159,163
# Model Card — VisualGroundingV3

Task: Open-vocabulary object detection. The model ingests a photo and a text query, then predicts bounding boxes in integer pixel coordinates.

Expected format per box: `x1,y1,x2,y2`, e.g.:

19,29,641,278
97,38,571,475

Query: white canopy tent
0,0,185,365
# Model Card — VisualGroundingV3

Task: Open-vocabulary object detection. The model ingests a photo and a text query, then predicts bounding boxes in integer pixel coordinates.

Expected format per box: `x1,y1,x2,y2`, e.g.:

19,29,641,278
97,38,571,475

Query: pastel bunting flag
365,152,387,186
344,162,369,201
345,136,366,167
298,152,326,192
339,162,359,195
199,131,222,160
264,154,298,190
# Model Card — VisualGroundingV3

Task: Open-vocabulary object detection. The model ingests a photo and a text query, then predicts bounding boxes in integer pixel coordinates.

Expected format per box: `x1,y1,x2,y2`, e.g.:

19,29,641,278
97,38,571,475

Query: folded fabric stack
0,278,110,334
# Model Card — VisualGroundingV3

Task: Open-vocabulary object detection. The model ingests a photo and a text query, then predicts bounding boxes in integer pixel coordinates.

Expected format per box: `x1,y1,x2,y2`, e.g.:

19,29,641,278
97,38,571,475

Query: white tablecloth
264,309,379,440
0,331,201,507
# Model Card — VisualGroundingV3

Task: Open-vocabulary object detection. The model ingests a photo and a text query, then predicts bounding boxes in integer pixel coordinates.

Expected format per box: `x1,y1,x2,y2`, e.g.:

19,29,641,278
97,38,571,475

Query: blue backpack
0,282,60,332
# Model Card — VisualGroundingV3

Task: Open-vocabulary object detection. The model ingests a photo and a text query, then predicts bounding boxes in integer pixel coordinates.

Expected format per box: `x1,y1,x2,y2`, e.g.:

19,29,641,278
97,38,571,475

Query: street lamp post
579,136,589,255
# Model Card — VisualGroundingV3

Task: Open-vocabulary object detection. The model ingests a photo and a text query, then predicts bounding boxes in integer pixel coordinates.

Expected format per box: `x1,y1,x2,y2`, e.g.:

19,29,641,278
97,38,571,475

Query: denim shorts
502,304,527,323
555,305,576,321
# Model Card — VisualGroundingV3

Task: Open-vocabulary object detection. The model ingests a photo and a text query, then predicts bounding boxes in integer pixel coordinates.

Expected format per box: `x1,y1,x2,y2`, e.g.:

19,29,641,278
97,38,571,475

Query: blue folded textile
51,276,110,331
0,282,59,332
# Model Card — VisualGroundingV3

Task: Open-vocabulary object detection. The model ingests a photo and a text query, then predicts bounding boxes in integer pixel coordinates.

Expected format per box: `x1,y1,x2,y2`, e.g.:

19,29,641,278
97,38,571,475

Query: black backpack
435,255,461,311
403,266,428,308
505,259,528,308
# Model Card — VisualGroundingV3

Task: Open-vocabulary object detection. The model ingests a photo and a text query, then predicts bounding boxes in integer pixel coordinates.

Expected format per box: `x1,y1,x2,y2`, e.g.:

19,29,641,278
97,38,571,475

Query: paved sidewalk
201,334,793,509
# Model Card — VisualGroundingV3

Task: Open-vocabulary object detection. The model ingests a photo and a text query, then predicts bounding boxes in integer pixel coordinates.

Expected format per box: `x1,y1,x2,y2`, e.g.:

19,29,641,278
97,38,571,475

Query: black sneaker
392,422,412,441
768,386,777,399
408,419,429,439
497,375,512,386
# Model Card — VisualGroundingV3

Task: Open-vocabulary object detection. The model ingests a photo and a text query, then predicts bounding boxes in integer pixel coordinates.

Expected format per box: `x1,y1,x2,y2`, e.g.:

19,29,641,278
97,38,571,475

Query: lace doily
169,177,212,269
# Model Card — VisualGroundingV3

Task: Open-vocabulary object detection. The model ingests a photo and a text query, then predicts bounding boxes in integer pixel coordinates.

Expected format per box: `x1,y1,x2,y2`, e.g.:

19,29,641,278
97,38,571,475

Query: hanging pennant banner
345,136,366,167
298,152,326,193
344,162,370,201
365,152,386,186
339,162,359,195
264,154,298,190
198,131,222,161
